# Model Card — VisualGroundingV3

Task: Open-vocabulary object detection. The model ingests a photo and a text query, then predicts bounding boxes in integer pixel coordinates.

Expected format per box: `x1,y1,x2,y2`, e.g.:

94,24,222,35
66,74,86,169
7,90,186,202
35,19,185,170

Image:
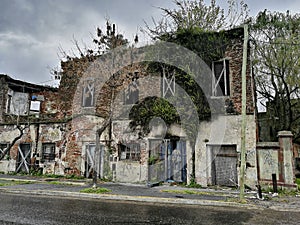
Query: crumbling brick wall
225,37,255,114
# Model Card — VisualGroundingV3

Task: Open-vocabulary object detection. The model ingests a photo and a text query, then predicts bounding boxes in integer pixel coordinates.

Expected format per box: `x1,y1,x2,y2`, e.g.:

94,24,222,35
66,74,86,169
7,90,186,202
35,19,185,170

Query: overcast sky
0,0,299,86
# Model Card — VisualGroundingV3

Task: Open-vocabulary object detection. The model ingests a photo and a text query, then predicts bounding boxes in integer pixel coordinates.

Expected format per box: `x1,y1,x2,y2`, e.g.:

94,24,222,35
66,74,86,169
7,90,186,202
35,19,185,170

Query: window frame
41,143,56,162
162,68,175,98
212,59,230,97
118,142,141,161
0,143,9,159
82,80,95,107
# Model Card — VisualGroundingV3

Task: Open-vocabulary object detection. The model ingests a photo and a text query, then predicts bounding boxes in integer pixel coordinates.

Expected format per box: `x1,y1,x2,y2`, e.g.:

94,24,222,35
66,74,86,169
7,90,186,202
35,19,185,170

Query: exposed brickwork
225,36,255,114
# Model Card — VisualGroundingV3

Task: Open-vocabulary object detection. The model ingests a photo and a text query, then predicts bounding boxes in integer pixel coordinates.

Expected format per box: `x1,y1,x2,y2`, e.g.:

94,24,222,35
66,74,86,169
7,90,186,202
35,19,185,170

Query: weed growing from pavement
43,174,85,180
46,181,69,185
80,187,112,194
7,172,18,176
225,197,248,204
261,185,299,197
169,181,202,189
0,182,10,186
65,174,85,180
188,178,202,188
45,180,84,186
161,189,230,197
12,171,86,180
277,189,299,197
0,180,35,186
296,178,300,189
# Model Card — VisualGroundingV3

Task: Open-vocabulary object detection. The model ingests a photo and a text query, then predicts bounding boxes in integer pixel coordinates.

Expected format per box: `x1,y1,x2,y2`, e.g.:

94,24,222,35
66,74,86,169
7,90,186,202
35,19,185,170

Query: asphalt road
0,192,299,225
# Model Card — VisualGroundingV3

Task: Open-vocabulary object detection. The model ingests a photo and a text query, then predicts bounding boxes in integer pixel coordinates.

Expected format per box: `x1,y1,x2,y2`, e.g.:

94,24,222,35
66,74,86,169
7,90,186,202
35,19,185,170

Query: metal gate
211,145,237,186
16,143,31,173
148,139,187,184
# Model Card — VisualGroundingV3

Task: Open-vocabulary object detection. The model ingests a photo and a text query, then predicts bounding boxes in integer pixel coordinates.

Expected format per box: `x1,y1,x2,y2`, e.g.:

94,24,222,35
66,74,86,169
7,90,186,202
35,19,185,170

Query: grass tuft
80,187,112,194
161,189,229,196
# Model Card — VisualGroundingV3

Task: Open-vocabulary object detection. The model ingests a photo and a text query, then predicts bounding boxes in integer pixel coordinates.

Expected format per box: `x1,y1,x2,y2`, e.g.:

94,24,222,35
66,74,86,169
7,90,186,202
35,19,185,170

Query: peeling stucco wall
196,114,257,188
257,131,297,189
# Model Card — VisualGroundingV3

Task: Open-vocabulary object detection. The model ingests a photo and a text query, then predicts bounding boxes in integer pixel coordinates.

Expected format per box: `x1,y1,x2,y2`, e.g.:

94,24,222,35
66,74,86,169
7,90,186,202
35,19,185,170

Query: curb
0,187,259,209
1,177,300,212
0,177,86,186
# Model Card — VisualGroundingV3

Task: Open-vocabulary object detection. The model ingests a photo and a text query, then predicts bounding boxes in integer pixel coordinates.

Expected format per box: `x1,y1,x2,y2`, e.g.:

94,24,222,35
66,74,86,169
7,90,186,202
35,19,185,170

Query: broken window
42,143,56,162
82,80,95,107
212,59,230,97
162,68,175,98
0,143,9,159
124,73,139,105
118,142,140,161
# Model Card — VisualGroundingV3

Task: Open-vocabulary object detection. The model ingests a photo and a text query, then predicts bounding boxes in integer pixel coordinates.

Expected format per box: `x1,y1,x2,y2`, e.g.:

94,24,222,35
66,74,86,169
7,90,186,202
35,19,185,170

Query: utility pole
240,24,249,200
93,130,100,188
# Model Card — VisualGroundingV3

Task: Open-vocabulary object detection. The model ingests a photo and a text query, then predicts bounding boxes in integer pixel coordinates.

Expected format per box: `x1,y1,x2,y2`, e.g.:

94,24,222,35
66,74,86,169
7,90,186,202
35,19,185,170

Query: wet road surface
0,192,300,225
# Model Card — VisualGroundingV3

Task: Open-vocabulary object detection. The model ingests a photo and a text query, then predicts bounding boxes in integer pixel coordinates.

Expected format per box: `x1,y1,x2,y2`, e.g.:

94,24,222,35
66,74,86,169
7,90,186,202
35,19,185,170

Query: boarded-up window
42,143,55,162
82,81,95,107
0,143,9,159
162,68,175,98
212,59,230,97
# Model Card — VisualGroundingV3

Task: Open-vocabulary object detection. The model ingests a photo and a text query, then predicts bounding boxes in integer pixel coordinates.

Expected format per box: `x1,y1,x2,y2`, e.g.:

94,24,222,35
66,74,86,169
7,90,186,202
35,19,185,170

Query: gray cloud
0,0,298,85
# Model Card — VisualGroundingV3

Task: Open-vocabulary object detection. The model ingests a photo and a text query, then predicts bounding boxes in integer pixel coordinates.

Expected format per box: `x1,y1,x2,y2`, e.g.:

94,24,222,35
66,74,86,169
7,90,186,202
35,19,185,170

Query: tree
251,10,300,143
90,21,129,186
0,124,27,161
144,0,249,39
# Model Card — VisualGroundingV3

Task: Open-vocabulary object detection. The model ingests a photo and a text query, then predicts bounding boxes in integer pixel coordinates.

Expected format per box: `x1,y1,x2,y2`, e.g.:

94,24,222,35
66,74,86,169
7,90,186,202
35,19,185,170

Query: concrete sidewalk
0,174,299,212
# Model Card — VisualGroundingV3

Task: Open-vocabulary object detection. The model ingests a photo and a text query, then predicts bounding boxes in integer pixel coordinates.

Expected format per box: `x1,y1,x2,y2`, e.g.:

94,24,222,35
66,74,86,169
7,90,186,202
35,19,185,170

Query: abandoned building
0,74,60,174
0,27,297,189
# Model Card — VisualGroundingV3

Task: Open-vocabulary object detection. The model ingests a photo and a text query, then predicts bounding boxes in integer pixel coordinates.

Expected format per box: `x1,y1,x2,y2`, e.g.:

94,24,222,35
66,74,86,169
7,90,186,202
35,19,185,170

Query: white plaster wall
258,149,279,179
0,126,22,142
0,160,15,172
115,161,147,183
195,114,257,188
